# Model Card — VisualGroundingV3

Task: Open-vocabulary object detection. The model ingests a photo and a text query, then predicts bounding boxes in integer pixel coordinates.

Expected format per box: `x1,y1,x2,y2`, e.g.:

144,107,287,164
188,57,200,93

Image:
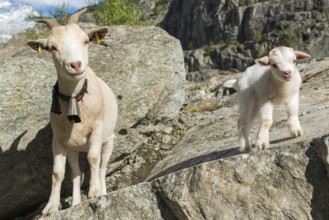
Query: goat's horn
68,8,87,24
35,19,60,28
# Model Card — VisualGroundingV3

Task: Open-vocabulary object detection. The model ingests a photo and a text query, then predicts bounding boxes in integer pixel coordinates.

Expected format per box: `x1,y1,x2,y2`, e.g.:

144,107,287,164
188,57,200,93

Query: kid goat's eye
271,64,278,68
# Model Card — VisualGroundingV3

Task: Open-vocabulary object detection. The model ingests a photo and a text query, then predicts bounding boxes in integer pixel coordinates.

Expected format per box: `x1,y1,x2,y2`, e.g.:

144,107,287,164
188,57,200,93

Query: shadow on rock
0,124,53,219
305,137,329,219
0,124,90,219
148,147,240,181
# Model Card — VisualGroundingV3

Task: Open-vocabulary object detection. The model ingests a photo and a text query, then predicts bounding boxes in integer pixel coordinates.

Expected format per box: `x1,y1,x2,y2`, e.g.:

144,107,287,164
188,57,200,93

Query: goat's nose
70,61,81,70
283,70,292,78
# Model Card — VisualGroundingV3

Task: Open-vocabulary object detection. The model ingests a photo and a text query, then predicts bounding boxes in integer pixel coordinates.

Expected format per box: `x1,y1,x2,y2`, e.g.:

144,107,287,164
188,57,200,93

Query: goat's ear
27,39,49,53
295,51,311,61
88,27,108,44
255,56,270,66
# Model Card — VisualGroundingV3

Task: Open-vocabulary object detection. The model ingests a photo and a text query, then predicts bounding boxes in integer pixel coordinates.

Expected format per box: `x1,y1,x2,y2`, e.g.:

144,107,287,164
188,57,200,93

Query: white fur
27,9,118,216
223,46,311,153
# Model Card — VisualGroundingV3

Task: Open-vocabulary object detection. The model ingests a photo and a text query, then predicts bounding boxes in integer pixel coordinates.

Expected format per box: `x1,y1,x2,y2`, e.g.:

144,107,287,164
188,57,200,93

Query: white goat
27,9,118,216
223,46,311,153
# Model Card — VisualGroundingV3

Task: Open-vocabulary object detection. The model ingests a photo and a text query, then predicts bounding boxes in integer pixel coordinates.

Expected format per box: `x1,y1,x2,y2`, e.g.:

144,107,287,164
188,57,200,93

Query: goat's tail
219,79,238,96
222,79,238,89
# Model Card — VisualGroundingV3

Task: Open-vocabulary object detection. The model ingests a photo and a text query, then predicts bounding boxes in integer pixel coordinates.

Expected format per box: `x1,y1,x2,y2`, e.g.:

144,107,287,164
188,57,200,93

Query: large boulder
44,137,329,220
151,141,329,220
0,25,185,219
44,182,176,220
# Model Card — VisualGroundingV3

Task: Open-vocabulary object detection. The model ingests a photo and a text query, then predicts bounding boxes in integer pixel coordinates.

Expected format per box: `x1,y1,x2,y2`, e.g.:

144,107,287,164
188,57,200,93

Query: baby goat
223,46,311,153
27,9,118,216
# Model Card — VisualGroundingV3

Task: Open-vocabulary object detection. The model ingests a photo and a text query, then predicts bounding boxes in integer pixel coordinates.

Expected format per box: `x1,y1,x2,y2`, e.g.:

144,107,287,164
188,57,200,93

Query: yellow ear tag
38,45,42,53
95,33,101,45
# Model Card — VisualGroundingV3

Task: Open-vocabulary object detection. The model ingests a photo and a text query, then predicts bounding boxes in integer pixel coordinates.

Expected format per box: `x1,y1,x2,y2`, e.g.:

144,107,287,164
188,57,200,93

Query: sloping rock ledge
46,136,329,220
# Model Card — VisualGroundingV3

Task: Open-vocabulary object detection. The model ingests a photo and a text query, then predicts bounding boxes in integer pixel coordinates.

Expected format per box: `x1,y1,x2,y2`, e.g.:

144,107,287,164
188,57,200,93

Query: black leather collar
51,79,88,123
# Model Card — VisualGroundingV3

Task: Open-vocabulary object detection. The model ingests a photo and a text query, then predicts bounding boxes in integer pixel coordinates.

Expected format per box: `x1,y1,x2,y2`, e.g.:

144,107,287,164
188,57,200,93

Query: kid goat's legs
238,93,255,153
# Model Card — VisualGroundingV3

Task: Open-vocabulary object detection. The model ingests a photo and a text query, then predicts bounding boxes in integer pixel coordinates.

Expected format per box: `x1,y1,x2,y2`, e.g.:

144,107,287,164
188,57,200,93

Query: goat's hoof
290,128,303,138
72,199,81,207
239,146,251,153
256,141,269,150
41,202,59,217
88,188,102,198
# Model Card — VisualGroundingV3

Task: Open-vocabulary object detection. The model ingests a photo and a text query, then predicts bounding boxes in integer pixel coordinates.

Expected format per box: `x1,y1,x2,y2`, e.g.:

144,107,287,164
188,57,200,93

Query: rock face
44,138,329,220
92,25,185,131
161,0,329,70
46,183,176,220
0,25,185,219
151,143,329,220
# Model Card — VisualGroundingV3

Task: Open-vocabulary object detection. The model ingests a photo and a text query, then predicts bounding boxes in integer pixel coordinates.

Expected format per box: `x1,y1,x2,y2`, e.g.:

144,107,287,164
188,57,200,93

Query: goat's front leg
100,134,115,195
238,93,255,153
67,149,81,206
256,102,273,150
87,142,102,198
286,94,303,137
42,140,67,216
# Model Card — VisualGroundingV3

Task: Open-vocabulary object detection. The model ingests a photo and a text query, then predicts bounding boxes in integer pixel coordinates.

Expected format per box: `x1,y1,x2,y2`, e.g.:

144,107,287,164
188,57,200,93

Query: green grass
94,0,146,25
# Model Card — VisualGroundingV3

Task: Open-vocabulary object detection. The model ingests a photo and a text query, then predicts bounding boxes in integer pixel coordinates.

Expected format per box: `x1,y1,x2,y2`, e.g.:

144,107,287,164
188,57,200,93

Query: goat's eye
271,64,278,68
293,60,296,64
84,40,89,45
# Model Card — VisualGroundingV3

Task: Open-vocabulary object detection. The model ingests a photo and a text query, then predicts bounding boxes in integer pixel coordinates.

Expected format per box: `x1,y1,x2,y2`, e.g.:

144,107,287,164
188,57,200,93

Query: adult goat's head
27,8,108,80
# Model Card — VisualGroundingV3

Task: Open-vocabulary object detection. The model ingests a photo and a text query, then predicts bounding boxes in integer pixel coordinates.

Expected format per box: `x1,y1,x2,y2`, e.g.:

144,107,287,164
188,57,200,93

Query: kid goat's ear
27,39,49,53
88,27,108,45
255,56,270,66
295,51,311,61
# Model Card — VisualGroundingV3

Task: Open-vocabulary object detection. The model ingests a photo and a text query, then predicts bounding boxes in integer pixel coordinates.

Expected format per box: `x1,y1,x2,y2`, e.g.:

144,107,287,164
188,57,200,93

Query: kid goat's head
27,8,108,80
255,46,311,82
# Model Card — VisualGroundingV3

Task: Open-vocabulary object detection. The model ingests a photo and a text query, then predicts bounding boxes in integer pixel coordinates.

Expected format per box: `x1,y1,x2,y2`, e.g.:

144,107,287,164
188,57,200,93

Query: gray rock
43,138,329,220
90,25,185,131
46,182,175,220
151,142,329,219
315,135,329,178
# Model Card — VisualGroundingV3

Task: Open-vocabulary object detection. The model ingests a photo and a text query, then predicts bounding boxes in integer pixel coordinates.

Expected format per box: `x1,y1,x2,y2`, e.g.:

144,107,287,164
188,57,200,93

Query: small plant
48,3,70,25
254,31,267,44
282,29,297,47
257,46,267,57
187,41,194,50
25,28,49,40
203,46,212,57
281,0,290,4
317,23,326,31
254,32,262,44
238,0,247,7
94,0,144,25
